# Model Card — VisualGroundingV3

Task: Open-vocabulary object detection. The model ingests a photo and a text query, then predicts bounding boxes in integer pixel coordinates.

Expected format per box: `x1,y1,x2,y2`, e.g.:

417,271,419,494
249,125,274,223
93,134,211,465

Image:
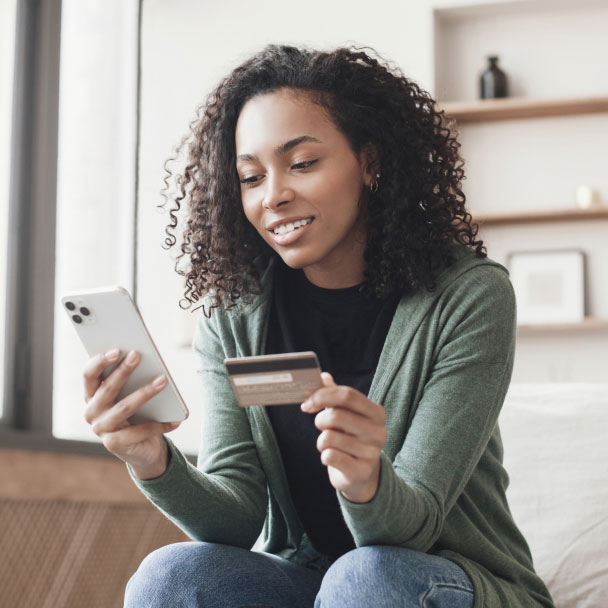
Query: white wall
138,0,607,453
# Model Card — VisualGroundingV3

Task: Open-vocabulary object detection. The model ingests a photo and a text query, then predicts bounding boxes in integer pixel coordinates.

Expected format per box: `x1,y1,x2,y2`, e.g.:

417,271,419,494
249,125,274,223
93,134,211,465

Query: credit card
224,351,323,407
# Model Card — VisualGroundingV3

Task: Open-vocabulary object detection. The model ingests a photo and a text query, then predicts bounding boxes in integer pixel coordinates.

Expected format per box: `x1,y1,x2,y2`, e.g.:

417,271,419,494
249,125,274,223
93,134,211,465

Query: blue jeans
124,542,475,607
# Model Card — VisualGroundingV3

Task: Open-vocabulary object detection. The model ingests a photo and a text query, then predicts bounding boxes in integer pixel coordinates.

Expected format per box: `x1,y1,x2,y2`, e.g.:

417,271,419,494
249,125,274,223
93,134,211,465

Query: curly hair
158,43,486,317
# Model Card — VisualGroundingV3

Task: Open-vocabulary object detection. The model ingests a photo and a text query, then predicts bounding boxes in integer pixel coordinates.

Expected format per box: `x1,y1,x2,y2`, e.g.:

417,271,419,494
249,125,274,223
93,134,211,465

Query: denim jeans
124,542,475,607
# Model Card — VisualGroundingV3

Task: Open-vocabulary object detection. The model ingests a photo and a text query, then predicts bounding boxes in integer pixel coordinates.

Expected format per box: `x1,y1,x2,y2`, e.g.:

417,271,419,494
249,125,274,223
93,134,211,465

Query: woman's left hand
301,372,388,503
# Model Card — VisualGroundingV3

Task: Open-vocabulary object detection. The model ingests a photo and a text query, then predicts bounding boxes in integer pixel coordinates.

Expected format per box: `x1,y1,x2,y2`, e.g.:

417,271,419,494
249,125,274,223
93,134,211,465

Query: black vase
480,56,508,99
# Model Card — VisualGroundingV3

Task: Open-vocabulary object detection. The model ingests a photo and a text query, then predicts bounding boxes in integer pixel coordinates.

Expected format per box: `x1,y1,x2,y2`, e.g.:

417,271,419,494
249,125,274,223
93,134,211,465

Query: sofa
498,383,608,608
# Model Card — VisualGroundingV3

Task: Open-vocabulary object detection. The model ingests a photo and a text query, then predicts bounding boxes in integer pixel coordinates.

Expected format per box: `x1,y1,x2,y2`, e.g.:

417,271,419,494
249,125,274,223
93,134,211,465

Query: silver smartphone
224,351,323,407
61,285,189,425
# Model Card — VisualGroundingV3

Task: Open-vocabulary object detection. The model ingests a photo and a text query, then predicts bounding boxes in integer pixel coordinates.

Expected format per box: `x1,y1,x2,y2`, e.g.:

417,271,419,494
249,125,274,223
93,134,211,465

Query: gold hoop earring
369,173,380,193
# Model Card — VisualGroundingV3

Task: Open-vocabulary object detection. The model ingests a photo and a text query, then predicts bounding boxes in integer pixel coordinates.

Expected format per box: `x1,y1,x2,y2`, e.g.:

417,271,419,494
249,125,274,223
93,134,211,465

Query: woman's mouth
269,217,314,246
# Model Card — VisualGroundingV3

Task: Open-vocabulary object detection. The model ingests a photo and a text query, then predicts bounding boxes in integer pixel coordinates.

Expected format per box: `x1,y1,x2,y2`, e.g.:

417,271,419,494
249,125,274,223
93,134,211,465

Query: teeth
273,217,312,235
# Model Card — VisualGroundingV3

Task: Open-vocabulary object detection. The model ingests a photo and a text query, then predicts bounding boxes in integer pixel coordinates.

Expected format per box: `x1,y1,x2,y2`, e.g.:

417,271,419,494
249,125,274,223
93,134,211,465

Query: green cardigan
128,244,554,608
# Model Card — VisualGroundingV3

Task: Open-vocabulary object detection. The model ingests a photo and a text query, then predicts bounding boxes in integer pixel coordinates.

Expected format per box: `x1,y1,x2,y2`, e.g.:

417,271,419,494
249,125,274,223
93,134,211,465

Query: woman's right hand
83,348,181,480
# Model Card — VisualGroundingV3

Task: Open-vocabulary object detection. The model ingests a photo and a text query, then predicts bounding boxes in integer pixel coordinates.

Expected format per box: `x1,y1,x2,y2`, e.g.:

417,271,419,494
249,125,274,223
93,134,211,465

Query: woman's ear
360,143,381,186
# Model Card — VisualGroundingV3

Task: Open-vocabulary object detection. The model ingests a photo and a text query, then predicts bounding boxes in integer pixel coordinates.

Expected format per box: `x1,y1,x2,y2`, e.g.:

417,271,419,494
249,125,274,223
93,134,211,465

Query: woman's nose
262,173,295,210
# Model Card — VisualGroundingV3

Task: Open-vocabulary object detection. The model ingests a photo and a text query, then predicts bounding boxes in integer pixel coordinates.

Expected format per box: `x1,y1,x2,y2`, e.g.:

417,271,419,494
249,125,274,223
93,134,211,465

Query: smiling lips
268,216,315,245
270,216,314,235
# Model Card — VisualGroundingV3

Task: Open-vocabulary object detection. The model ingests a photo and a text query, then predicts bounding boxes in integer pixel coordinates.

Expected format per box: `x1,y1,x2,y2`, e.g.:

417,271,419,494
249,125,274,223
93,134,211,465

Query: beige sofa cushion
499,383,608,608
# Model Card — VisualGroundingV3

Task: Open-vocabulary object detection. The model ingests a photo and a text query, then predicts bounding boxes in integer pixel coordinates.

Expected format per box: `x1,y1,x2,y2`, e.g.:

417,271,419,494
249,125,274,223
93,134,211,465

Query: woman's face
235,88,375,288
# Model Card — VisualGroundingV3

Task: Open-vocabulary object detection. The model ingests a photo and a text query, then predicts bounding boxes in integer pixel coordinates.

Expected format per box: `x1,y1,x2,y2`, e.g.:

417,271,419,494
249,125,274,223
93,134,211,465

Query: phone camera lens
65,301,75,311
79,307,90,316
72,314,82,324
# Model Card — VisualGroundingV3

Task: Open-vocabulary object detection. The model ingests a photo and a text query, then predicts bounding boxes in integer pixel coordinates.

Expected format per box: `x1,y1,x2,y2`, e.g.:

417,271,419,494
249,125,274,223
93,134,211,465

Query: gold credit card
224,351,323,407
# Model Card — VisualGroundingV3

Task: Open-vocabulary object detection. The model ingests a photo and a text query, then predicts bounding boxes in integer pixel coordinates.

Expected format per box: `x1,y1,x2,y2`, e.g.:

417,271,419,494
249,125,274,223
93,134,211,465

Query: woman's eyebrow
236,135,322,163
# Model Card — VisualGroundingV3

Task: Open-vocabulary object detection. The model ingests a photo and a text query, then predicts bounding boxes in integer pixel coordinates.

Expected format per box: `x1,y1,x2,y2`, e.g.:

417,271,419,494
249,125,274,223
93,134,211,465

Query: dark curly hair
158,43,486,317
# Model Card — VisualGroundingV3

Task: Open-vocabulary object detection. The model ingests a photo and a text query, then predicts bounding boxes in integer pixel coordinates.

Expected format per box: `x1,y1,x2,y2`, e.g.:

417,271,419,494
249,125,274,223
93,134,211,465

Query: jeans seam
421,581,474,607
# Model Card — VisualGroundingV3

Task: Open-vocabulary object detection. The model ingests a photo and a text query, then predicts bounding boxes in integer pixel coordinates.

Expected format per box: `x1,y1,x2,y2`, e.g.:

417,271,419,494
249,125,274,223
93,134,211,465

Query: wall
138,0,605,454
434,1,608,382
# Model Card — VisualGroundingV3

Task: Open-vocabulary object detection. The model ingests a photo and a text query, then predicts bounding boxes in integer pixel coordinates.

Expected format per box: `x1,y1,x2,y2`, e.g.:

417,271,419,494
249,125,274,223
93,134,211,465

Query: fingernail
126,350,138,365
153,374,167,388
105,348,120,361
301,400,312,411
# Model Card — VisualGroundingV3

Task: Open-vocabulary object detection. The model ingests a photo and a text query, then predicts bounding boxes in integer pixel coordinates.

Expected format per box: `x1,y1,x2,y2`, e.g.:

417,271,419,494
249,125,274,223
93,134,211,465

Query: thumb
321,371,336,386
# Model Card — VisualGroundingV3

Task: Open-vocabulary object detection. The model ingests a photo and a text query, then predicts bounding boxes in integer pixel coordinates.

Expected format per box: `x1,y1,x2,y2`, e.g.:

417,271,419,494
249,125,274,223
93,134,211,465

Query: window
52,0,138,444
0,0,18,419
2,0,198,458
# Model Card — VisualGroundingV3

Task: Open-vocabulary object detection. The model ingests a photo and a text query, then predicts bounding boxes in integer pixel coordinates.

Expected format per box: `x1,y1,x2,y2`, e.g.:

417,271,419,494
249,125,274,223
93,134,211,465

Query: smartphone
61,285,189,425
224,351,323,407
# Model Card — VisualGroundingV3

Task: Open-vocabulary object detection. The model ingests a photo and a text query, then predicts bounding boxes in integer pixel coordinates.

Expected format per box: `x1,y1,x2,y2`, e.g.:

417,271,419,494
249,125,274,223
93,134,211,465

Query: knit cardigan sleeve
336,264,517,551
125,301,268,548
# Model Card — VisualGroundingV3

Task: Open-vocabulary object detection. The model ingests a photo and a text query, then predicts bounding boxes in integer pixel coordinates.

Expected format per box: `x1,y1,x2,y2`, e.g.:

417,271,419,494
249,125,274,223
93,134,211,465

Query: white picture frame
506,249,587,325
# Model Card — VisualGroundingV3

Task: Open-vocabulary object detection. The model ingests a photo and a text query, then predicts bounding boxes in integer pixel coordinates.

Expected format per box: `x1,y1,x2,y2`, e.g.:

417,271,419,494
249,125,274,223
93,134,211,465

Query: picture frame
506,249,587,325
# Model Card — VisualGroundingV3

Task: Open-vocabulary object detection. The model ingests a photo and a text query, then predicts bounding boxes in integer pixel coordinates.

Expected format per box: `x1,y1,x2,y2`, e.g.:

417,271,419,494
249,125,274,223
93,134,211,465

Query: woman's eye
239,175,262,186
238,160,317,187
292,159,318,170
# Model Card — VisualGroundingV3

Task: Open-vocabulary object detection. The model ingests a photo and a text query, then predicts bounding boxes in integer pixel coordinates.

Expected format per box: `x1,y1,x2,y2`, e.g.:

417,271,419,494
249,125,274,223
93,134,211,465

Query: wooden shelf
472,206,608,226
438,96,608,123
517,317,608,334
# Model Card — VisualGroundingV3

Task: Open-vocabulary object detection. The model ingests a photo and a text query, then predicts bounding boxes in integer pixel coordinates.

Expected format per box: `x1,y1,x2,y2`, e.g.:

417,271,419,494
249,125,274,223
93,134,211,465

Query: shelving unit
439,96,608,335
438,96,608,123
432,2,608,377
472,206,608,226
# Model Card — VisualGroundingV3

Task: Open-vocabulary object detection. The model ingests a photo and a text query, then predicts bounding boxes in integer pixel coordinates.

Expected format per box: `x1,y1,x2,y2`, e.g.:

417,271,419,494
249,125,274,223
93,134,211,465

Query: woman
83,44,555,607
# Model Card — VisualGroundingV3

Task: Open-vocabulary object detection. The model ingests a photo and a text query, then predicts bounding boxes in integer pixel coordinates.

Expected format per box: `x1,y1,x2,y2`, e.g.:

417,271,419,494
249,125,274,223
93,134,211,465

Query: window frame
0,0,171,460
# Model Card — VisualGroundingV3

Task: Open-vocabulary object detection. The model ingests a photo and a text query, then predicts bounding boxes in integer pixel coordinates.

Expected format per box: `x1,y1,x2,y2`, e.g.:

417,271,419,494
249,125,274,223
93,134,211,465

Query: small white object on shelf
575,186,602,210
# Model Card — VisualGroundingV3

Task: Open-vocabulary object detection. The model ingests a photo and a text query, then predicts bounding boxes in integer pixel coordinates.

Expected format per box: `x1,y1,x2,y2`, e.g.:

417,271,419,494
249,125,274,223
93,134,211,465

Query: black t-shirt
264,257,401,557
